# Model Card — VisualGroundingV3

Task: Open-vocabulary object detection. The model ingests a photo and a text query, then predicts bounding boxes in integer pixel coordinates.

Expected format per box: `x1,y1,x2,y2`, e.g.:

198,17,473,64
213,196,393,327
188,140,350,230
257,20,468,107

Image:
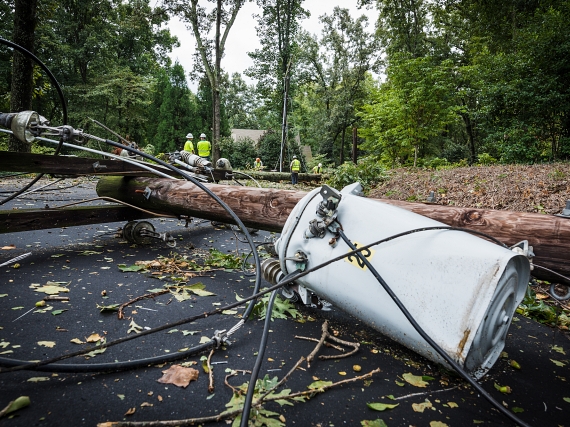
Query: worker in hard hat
312,163,323,174
290,155,301,185
183,133,194,154
254,157,263,170
197,133,211,161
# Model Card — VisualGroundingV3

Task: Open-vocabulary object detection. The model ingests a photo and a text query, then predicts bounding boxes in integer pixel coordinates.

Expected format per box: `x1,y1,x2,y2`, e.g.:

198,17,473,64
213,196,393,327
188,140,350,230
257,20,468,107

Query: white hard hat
186,133,193,139
293,155,297,159
200,133,206,138
318,163,322,167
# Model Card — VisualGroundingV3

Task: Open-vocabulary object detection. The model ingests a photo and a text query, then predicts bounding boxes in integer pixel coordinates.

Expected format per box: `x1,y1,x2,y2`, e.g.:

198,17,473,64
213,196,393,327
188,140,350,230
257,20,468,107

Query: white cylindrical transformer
275,184,530,378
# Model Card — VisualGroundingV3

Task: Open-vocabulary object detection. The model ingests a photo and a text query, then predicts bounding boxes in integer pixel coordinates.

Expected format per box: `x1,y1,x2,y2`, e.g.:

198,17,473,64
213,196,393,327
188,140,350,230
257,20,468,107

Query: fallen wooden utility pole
97,176,570,281
235,170,326,183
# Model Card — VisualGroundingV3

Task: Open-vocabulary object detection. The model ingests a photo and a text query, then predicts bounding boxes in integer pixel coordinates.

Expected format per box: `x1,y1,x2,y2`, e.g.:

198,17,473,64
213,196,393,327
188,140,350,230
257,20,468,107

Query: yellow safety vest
197,140,211,157
291,159,300,172
183,140,194,153
312,166,322,174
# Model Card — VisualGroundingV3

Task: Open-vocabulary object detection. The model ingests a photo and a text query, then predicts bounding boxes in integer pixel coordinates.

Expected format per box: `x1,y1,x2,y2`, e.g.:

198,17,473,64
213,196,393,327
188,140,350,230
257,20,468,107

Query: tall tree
166,0,247,161
9,0,38,152
246,0,308,170
295,7,380,164
155,63,198,153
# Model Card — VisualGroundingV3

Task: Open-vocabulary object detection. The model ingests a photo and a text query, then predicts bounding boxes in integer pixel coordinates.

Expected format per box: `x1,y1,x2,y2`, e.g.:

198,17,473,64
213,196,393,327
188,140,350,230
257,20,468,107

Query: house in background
231,129,266,146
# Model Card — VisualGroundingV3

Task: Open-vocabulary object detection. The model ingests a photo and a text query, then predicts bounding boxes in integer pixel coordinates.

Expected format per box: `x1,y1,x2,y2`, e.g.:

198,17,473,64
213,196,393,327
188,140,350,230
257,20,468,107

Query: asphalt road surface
0,176,569,427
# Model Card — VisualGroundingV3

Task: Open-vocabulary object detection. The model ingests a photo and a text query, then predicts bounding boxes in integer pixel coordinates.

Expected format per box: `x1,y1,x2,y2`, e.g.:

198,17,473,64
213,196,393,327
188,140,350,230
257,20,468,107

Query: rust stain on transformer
458,329,471,355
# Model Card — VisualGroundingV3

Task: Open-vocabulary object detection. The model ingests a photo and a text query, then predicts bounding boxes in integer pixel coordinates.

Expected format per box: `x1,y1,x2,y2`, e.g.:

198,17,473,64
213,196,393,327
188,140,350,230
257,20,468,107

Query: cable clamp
212,329,228,348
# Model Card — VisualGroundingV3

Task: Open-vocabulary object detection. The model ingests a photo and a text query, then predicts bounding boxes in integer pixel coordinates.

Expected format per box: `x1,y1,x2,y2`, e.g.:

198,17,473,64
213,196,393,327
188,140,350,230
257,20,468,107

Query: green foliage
516,286,560,326
476,153,497,166
327,157,388,193
225,374,305,427
257,130,282,171
218,137,258,169
204,248,243,270
248,290,301,321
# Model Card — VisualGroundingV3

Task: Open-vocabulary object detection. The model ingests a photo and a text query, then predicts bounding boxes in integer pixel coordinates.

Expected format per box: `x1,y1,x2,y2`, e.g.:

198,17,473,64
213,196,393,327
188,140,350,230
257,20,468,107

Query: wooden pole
96,176,570,281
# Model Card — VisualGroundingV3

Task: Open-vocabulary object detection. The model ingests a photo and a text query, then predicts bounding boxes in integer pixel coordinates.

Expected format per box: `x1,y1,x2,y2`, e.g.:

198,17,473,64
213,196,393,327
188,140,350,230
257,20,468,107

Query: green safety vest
197,140,211,157
291,159,300,172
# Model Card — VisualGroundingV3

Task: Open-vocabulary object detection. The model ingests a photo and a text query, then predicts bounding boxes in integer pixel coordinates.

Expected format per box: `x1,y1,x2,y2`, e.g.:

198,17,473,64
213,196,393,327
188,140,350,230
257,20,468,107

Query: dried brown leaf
156,364,199,388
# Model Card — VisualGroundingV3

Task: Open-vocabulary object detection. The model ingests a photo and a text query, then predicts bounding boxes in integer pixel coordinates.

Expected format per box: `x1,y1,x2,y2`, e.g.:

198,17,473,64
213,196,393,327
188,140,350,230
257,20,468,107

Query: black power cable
335,225,531,427
239,290,279,427
0,37,68,206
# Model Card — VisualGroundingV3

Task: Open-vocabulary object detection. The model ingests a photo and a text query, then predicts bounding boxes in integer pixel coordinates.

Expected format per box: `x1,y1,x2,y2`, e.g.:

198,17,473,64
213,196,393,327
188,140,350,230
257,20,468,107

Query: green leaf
117,264,146,272
512,407,524,413
402,373,428,388
0,396,30,416
97,303,120,312
563,397,570,404
361,420,388,427
307,380,333,390
367,402,399,411
78,250,103,256
51,309,67,316
550,359,566,367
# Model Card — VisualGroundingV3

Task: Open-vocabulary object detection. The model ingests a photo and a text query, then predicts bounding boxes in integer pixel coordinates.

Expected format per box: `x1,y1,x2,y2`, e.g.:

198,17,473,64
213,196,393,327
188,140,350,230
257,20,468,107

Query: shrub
327,157,388,193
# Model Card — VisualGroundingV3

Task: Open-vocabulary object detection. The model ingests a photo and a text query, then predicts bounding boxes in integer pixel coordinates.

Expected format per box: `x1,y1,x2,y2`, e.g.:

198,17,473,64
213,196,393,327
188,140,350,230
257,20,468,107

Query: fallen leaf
117,394,125,400
34,285,69,295
199,336,211,344
27,377,50,382
86,333,102,343
181,330,199,336
494,383,512,394
361,420,388,427
0,342,9,349
563,397,570,403
353,365,362,372
429,422,449,427
127,320,143,334
156,365,199,388
552,345,566,355
367,402,399,411
140,402,153,407
157,395,163,402
338,371,347,376
1,245,16,250
51,309,67,316
550,359,566,367
124,407,136,416
11,306,25,310
37,341,56,348
222,310,238,315
0,350,13,355
0,294,8,298
447,402,458,408
403,372,428,388
70,338,84,345
512,407,524,413
0,396,30,417
412,399,433,412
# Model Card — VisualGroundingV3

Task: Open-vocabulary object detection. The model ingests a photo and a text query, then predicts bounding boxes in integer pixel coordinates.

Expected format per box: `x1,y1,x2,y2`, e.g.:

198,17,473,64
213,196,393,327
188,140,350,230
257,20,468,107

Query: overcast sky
163,0,378,90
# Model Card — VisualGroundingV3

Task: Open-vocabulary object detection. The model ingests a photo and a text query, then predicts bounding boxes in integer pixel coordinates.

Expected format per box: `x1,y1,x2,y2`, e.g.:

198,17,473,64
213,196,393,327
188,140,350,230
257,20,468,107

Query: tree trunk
96,176,570,282
339,127,345,164
9,0,38,153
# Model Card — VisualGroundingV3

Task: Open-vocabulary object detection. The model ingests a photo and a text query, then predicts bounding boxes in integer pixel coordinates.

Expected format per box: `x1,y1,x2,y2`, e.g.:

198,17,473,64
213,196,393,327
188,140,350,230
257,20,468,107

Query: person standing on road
197,133,211,161
183,133,194,153
290,155,301,185
312,163,323,174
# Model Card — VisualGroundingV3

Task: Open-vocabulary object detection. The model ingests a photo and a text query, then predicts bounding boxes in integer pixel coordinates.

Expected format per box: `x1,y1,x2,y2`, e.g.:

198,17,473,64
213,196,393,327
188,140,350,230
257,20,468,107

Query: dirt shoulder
369,163,570,215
